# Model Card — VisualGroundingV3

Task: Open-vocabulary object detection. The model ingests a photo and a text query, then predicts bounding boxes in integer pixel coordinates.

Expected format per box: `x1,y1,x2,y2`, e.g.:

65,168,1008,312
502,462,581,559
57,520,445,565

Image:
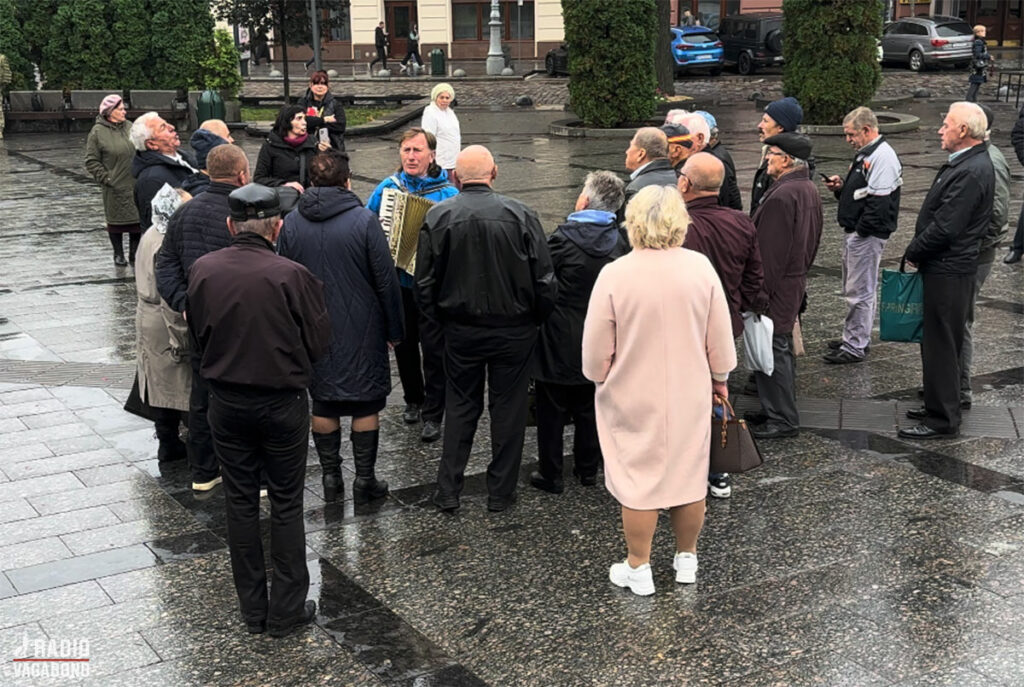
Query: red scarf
283,133,308,147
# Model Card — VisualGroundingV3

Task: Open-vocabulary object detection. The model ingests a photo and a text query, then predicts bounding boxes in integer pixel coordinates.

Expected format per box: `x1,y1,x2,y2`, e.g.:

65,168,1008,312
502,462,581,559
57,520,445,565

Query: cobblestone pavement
0,99,1022,686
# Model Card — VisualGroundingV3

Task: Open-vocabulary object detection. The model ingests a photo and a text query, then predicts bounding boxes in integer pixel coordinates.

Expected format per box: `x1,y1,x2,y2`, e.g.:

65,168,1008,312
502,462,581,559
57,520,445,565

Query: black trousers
1012,203,1024,251
189,354,219,482
370,46,388,69
754,333,799,429
208,384,310,627
393,285,445,422
920,272,975,433
535,381,600,481
437,322,536,500
402,48,422,66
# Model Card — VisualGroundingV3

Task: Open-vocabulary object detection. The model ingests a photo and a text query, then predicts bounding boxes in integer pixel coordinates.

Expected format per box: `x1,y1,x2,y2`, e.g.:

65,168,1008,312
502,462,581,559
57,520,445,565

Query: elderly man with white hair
130,112,198,230
901,102,995,440
665,109,710,153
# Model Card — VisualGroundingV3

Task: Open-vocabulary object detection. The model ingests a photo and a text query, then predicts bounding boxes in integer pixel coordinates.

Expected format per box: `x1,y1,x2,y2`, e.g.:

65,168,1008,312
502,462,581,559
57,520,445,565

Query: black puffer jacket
905,143,994,275
132,149,198,229
708,141,743,211
277,186,404,402
253,132,319,188
415,184,557,327
1010,104,1024,167
155,181,236,313
297,90,346,151
536,212,628,384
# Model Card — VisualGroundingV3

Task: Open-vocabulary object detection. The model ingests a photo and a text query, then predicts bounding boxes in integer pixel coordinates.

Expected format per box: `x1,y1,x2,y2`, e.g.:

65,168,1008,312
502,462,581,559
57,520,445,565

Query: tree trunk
655,0,674,94
276,2,292,103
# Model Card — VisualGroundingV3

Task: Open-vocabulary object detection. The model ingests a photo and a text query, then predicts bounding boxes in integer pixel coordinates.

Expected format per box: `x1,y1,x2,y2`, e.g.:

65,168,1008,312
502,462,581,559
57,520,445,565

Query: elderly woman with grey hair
531,171,630,495
583,184,736,596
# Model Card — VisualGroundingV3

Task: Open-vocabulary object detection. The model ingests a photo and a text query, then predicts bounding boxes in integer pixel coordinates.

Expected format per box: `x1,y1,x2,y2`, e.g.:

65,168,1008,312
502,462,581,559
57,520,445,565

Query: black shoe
750,422,799,439
113,254,128,266
1004,249,1022,264
743,411,769,426
420,420,441,443
823,349,865,365
529,471,564,494
898,424,958,440
905,406,931,420
827,339,869,353
268,600,316,638
573,470,598,487
246,619,267,634
487,493,517,512
961,399,972,410
403,403,421,424
432,490,459,512
157,439,187,463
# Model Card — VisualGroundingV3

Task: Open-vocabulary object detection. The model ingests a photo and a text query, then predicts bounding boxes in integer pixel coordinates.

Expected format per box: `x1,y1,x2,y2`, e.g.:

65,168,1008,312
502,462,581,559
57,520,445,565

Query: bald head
454,145,496,185
680,153,724,196
206,144,250,184
198,119,233,143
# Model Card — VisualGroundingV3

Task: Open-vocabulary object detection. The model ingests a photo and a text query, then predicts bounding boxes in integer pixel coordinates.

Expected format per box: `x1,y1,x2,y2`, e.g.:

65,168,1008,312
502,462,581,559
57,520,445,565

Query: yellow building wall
535,0,565,43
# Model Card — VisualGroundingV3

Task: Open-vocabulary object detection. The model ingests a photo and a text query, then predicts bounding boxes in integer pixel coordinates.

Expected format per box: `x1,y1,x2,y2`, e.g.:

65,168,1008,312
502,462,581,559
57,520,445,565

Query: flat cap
763,132,813,161
228,183,282,221
659,123,693,148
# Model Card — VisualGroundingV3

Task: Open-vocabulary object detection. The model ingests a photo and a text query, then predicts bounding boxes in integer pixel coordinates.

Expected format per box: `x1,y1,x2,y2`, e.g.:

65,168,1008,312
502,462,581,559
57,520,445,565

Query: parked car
672,26,723,77
880,16,974,71
544,43,568,77
718,13,784,75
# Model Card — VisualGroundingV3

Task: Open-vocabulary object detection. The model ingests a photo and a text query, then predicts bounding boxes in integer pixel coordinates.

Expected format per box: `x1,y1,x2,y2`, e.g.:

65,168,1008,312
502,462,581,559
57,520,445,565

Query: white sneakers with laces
673,551,698,584
608,560,655,596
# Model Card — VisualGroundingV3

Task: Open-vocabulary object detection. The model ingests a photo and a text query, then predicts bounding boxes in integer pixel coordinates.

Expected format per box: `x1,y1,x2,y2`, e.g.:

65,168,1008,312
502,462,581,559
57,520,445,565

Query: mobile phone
819,172,831,182
318,128,330,146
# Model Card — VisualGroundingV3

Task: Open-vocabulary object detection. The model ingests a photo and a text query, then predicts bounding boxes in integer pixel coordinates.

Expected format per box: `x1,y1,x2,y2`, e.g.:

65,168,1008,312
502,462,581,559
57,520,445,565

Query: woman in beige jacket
582,184,736,596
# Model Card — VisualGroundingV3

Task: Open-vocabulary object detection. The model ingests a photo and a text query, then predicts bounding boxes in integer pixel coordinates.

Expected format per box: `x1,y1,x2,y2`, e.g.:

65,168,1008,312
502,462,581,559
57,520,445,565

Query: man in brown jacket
750,133,823,439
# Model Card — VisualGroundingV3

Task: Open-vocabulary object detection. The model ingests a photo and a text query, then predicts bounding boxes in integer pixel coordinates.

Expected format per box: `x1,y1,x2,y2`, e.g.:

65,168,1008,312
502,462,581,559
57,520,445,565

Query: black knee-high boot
109,232,126,265
128,233,141,264
351,429,388,503
312,429,343,501
153,409,186,463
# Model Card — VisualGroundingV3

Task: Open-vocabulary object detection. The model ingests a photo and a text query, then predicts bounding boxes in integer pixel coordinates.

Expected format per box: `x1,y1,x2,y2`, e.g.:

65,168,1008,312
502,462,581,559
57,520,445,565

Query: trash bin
196,89,225,123
430,48,446,76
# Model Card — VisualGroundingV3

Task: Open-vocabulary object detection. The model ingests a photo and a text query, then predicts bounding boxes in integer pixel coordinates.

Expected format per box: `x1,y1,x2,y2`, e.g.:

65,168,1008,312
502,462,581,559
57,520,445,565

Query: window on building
451,1,535,40
328,4,352,41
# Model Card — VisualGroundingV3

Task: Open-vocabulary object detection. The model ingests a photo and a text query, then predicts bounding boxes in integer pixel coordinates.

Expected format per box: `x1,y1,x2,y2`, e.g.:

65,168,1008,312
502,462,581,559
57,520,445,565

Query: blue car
672,26,723,77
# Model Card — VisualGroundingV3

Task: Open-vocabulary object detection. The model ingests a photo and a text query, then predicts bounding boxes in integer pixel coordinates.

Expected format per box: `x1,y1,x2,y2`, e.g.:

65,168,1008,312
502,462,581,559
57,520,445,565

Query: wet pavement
0,91,1022,686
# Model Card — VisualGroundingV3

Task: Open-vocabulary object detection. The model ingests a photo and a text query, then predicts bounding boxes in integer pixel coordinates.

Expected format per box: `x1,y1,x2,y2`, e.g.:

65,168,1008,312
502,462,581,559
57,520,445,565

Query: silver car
880,15,974,71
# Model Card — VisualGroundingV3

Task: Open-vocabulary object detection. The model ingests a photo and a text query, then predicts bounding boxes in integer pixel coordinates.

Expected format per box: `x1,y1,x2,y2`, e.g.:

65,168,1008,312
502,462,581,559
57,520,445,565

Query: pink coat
582,248,736,509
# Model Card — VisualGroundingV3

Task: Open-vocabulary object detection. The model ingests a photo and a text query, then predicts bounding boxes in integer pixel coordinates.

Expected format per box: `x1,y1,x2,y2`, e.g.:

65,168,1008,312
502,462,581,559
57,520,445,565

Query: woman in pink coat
582,184,736,596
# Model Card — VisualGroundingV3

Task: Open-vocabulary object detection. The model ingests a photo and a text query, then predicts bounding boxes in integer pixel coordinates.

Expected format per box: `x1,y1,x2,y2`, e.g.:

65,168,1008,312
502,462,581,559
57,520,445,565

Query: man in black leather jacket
901,102,994,440
416,145,557,513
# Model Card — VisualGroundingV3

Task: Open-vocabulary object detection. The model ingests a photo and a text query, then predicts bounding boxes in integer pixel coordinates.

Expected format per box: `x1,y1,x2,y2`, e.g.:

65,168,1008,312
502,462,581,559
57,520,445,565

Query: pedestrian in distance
1004,102,1024,265
820,106,903,365
417,145,557,513
530,171,629,496
187,183,330,638
420,83,461,178
85,95,139,266
370,21,389,71
901,102,994,440
401,24,423,72
277,150,404,503
966,25,990,103
582,184,736,596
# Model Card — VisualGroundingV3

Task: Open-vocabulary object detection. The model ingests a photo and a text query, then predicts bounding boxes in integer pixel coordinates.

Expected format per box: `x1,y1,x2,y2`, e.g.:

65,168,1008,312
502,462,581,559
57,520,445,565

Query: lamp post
309,0,322,71
485,0,504,75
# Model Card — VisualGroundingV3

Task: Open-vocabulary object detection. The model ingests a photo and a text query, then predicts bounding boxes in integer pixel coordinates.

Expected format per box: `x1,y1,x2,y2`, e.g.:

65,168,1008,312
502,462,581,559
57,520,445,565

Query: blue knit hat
189,128,230,170
764,97,803,132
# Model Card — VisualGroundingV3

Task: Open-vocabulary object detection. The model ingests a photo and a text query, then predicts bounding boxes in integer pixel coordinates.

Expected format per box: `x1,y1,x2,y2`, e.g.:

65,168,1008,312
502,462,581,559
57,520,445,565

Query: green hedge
0,0,33,89
563,0,657,128
782,0,882,125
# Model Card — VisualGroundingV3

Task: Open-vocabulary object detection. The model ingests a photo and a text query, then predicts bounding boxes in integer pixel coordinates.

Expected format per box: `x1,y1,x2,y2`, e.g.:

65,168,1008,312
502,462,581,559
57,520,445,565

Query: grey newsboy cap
763,132,813,161
228,183,282,221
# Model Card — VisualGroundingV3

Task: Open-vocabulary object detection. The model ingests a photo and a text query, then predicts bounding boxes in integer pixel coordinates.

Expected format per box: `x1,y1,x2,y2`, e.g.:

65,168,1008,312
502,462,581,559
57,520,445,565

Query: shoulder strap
411,180,451,197
388,174,407,192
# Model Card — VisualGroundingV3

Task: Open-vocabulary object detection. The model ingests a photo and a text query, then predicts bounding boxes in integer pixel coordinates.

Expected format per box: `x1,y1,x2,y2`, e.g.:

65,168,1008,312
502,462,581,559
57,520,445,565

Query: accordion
379,188,435,274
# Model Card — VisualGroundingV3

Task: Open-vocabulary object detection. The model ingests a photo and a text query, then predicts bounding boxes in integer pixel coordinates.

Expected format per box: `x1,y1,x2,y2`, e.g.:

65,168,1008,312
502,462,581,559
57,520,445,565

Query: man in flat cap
749,132,823,439
187,183,330,637
659,123,695,175
751,96,803,215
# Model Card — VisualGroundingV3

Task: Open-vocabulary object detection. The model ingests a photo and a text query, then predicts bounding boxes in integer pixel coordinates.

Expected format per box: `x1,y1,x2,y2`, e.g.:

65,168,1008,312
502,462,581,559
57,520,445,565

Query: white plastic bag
742,312,774,376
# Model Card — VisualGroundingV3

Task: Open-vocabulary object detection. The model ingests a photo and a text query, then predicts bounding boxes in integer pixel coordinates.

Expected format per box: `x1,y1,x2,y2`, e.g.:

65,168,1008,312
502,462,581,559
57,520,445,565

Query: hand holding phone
819,173,831,182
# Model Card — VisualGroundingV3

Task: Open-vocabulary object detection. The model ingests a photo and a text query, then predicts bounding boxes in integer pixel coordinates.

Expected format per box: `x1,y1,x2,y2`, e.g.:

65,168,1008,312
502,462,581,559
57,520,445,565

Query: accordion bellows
379,188,436,274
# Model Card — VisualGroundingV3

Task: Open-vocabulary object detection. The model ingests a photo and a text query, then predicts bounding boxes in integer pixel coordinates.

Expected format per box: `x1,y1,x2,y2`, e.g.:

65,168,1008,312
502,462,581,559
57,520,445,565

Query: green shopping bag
879,259,923,343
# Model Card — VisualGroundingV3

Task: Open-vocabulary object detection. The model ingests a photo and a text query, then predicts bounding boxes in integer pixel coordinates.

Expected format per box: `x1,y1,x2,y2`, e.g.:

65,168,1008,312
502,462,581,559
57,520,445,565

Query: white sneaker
673,552,698,584
609,560,655,596
192,475,222,492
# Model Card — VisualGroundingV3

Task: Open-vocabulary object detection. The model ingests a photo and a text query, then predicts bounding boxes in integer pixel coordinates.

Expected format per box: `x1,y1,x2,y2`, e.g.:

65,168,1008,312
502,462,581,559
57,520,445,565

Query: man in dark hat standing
187,184,330,637
659,123,695,175
750,96,804,214
750,132,823,439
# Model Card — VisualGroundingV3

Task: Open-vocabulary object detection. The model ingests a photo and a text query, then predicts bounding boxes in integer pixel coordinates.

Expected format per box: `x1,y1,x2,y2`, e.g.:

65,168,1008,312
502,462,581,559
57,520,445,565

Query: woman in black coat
297,70,346,151
277,150,404,504
253,105,324,192
966,24,990,102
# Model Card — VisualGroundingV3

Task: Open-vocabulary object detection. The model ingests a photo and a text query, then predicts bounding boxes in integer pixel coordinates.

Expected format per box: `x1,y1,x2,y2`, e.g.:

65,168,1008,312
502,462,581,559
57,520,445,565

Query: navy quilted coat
277,186,404,402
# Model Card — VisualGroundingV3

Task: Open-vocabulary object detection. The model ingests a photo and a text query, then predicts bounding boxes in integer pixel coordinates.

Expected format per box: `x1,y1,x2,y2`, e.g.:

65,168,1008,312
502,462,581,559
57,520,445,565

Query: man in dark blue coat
901,102,994,440
277,150,404,503
530,171,628,495
130,112,199,232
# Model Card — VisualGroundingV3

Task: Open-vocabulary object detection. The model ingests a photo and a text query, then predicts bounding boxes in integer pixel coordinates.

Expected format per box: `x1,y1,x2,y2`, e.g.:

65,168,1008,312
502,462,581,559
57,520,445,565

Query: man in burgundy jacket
750,133,823,439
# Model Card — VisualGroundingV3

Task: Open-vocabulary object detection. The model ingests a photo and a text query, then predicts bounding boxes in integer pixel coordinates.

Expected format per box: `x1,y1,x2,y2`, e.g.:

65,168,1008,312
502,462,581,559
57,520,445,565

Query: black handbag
709,396,764,474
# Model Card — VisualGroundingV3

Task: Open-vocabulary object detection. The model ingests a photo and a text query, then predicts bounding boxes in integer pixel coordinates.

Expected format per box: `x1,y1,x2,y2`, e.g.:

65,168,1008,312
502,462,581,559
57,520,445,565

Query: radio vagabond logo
8,632,90,679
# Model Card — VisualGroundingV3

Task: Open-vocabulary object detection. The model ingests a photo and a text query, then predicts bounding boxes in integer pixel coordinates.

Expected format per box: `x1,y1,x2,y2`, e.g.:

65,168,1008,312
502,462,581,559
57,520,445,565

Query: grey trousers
754,332,799,429
840,232,886,357
959,260,993,402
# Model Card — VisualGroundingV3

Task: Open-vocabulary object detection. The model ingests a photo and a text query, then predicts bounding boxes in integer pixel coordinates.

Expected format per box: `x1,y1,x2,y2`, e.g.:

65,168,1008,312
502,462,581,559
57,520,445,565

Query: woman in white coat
420,83,460,177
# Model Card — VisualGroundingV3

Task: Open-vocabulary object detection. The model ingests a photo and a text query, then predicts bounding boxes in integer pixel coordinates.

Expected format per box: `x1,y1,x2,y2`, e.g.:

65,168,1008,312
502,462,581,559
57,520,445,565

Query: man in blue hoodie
531,171,629,495
181,119,234,196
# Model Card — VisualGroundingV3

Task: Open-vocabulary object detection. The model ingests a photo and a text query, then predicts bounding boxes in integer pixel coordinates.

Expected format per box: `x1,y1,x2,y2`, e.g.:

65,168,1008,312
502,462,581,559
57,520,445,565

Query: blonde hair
430,82,454,103
625,185,689,250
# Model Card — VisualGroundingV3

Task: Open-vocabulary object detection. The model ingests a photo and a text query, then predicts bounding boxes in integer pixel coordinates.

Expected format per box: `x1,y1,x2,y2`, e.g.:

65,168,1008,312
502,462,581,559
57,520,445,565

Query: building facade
892,0,1023,46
